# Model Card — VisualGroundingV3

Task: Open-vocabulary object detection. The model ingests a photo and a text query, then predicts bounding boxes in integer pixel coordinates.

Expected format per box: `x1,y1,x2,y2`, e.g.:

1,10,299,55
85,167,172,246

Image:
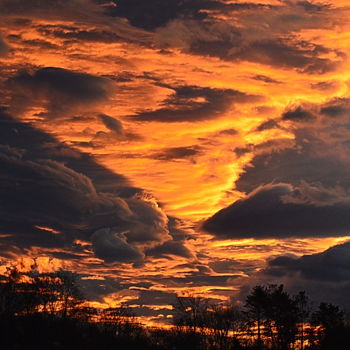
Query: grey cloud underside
203,184,350,239
0,111,192,263
129,85,260,122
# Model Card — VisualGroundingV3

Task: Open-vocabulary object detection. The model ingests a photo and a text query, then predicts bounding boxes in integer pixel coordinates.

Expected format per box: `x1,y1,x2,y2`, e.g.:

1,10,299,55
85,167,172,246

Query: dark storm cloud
7,67,115,117
151,146,201,161
203,183,350,239
129,85,260,122
0,111,170,263
281,106,315,122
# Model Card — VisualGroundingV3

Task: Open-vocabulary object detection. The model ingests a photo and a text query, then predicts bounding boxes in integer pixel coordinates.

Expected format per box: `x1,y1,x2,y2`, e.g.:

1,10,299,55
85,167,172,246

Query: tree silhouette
294,291,311,350
245,285,269,348
1,264,350,350
245,284,301,350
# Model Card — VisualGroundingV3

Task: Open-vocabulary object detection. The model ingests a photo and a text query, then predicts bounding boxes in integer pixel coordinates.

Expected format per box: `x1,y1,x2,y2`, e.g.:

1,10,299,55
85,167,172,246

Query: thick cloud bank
242,242,350,309
203,183,350,239
0,111,171,263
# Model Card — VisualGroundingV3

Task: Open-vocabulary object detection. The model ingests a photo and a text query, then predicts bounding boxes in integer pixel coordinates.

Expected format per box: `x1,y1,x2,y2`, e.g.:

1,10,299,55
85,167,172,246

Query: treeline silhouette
0,265,349,350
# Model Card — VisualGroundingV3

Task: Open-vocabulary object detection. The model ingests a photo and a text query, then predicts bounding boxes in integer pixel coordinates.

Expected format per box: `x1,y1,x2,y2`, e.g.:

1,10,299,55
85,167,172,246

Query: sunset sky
2,0,350,326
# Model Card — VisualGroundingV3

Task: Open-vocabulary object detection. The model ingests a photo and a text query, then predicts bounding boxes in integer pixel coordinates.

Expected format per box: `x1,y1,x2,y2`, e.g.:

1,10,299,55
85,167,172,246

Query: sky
1,0,350,326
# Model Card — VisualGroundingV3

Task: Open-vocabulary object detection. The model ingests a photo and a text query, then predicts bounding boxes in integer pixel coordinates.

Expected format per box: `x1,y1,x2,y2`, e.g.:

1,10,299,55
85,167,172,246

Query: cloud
281,105,316,122
0,0,102,21
236,98,350,194
202,183,350,239
0,111,171,263
0,110,132,193
211,96,350,240
156,5,343,73
150,146,201,161
146,240,194,259
252,74,283,84
320,98,350,118
156,18,242,57
239,38,338,74
38,25,125,43
103,0,207,30
7,67,115,117
266,241,350,283
0,34,9,55
241,242,350,309
34,22,153,47
129,85,260,122
255,119,280,131
91,228,144,263
209,259,243,274
99,114,124,136
295,1,328,13
103,0,272,31
127,289,177,306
